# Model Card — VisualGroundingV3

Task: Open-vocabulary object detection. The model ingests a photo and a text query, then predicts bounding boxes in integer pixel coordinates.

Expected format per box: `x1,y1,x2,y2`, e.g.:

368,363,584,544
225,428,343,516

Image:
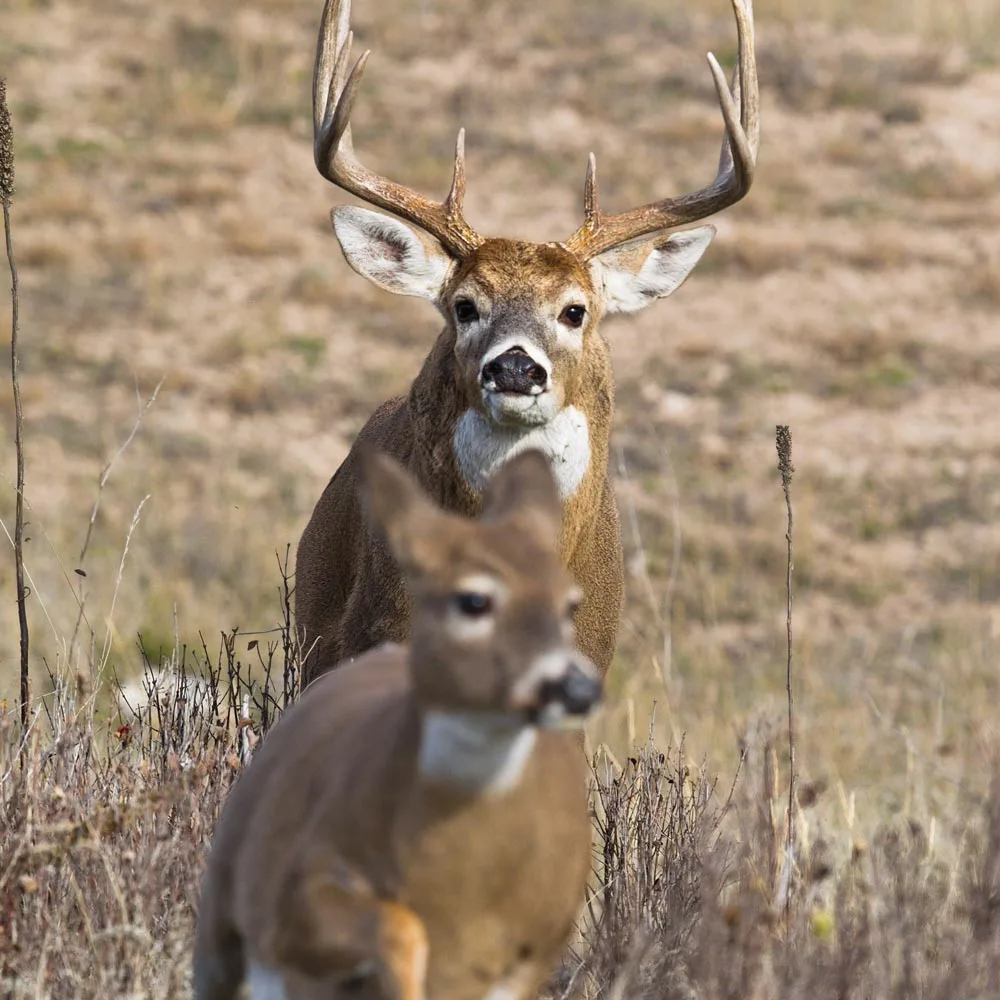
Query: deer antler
313,0,484,258
565,0,759,260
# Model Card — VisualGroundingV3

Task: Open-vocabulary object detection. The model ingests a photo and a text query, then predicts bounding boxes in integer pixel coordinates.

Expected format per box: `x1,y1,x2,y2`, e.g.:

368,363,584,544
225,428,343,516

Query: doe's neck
417,709,538,796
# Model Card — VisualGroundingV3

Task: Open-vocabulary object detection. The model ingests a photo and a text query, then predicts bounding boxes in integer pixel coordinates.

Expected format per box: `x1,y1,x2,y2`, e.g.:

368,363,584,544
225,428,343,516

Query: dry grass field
2,0,1000,993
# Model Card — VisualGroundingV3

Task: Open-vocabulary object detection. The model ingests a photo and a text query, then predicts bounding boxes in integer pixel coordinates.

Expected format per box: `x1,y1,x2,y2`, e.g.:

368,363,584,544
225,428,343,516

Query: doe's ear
481,449,563,542
592,224,716,316
356,443,443,572
332,206,454,302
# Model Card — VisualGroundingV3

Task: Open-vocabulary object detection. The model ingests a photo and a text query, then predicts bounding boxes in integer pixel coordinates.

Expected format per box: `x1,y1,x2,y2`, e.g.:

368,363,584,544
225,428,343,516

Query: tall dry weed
558,733,1000,1000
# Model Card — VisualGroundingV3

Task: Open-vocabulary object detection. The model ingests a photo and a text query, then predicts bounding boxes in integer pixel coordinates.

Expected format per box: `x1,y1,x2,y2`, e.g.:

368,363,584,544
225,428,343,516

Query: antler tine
312,0,347,144
738,0,757,142
445,128,467,217
715,61,739,176
583,153,600,230
312,0,483,257
706,51,752,184
565,0,759,260
567,152,602,247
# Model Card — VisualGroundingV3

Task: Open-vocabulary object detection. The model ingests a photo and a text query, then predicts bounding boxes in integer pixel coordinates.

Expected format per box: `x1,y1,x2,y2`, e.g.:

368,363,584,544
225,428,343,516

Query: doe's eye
559,304,586,328
454,592,493,617
455,299,480,324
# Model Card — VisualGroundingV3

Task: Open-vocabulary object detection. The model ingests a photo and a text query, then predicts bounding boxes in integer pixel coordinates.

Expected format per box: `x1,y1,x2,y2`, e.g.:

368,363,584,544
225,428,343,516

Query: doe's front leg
267,850,429,1000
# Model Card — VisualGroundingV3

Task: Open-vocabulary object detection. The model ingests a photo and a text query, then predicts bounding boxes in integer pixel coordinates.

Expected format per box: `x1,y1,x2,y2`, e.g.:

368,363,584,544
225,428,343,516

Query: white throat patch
247,964,287,1000
418,711,537,795
453,405,591,501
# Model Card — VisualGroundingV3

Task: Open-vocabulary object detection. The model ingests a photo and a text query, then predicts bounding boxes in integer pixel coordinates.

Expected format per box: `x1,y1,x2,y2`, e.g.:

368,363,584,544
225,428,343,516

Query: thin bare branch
77,377,164,569
98,494,151,673
2,78,29,745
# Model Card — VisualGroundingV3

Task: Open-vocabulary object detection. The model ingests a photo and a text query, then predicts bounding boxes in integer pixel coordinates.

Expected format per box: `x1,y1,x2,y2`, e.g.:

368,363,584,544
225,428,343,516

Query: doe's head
357,443,602,729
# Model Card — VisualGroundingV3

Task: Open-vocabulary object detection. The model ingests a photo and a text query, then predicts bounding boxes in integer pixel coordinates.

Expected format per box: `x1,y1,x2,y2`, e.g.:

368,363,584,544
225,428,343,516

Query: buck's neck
406,328,615,518
416,709,539,797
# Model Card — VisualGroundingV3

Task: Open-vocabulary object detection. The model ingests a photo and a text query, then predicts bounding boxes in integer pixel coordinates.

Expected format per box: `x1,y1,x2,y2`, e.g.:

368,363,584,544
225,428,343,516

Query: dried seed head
775,424,794,489
0,78,14,202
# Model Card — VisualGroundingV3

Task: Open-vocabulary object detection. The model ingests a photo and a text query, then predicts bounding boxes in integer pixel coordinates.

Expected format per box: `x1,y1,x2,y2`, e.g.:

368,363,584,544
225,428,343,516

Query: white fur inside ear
331,205,454,301
594,225,716,315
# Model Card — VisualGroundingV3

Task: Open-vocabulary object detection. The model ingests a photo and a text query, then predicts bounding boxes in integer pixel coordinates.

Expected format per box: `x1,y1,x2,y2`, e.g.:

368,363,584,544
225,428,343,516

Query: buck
194,445,602,1000
296,0,759,686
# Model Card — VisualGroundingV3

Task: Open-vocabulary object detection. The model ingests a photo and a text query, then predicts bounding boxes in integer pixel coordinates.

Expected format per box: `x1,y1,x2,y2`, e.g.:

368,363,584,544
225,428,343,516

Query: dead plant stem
1,80,28,742
776,424,795,918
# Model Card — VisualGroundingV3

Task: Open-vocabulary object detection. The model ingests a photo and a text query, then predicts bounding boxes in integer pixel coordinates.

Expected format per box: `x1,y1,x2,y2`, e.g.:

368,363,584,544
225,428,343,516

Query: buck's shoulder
350,396,414,459
311,398,414,504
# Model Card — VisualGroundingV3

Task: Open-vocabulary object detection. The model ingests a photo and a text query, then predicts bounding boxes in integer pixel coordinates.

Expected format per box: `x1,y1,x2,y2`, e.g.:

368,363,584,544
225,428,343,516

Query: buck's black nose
539,663,603,717
481,348,548,395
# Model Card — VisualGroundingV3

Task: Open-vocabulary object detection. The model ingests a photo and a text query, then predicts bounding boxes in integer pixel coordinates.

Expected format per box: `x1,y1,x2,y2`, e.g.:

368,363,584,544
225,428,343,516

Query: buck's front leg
265,850,429,1000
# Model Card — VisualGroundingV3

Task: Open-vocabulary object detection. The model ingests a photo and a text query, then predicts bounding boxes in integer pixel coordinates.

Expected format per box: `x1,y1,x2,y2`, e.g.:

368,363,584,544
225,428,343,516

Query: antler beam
565,0,759,260
313,0,484,258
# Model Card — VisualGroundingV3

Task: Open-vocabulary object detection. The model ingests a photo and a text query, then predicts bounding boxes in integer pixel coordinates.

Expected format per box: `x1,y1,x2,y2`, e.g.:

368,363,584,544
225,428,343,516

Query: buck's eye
559,304,586,328
454,299,480,324
454,592,493,617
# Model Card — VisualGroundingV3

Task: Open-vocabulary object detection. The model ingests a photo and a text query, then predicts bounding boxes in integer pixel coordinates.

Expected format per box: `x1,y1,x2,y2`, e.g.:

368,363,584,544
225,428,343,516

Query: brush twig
1,79,29,744
775,424,795,918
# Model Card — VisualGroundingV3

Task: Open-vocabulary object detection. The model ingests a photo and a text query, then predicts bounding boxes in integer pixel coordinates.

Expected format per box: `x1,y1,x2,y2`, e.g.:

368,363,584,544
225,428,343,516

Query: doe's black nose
481,348,548,395
540,663,603,717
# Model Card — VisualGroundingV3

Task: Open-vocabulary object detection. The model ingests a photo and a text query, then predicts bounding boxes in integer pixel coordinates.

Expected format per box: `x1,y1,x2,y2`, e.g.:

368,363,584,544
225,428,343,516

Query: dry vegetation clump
1,706,222,998
3,644,999,999
562,737,1000,1000
0,621,301,999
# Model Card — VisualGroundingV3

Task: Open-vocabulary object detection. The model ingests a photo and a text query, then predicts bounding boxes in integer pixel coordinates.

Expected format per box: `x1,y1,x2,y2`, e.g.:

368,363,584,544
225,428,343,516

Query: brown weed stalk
0,79,29,744
777,424,797,917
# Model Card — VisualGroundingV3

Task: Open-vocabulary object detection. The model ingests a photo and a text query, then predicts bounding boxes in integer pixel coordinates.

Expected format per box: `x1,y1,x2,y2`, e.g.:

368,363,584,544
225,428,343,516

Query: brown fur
195,448,597,1000
296,239,624,685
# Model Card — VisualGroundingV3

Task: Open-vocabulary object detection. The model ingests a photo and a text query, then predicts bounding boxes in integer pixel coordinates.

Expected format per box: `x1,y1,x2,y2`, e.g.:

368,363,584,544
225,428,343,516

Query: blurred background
1,0,999,823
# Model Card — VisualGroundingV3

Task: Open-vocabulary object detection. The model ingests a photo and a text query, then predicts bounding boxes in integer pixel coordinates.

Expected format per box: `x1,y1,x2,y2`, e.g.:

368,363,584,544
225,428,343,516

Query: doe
194,446,602,1000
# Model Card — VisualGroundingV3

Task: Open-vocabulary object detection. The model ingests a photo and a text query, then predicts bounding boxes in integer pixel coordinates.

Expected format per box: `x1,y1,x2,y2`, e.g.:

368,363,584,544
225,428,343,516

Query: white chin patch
483,391,554,427
534,702,590,732
453,405,591,502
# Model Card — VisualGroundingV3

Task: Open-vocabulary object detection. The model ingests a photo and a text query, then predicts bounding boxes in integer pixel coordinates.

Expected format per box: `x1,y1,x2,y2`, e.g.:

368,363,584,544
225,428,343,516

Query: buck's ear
481,449,563,541
332,206,454,301
356,442,442,570
591,225,716,316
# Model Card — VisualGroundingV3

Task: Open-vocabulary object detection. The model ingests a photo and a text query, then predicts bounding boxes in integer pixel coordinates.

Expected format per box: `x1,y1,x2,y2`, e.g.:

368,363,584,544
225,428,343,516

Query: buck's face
444,241,597,430
359,445,602,729
331,206,717,437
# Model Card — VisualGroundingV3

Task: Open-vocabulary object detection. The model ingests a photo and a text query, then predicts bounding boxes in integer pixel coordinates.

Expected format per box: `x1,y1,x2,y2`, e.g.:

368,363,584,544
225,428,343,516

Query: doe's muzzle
537,662,602,718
